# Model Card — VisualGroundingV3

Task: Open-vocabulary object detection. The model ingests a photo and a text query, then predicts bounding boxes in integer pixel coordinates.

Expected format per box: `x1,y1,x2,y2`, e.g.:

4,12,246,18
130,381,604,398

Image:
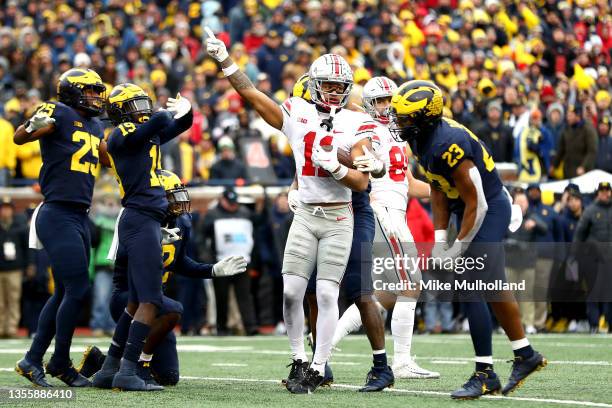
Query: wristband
434,230,447,243
332,165,349,180
222,63,239,77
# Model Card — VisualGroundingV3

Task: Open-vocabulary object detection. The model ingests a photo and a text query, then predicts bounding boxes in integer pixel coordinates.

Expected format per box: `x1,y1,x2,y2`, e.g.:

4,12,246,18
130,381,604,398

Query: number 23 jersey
412,117,503,214
37,101,104,206
280,97,374,204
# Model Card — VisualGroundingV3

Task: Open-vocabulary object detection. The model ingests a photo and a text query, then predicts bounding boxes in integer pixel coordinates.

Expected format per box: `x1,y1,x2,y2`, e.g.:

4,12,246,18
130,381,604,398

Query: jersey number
301,131,333,177
36,103,55,117
446,119,495,172
70,131,100,176
149,145,161,186
162,244,176,284
388,146,407,182
442,143,465,168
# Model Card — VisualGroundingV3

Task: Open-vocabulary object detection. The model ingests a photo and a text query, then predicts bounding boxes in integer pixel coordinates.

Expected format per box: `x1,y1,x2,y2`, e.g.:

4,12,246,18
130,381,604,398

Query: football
337,147,355,169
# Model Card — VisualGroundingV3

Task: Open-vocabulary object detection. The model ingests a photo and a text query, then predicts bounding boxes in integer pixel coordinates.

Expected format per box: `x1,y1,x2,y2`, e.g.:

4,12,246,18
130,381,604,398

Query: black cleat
112,372,164,391
77,346,106,378
137,361,163,388
282,359,309,389
502,352,547,395
45,359,91,387
287,367,324,394
451,370,501,399
15,358,53,387
359,366,394,392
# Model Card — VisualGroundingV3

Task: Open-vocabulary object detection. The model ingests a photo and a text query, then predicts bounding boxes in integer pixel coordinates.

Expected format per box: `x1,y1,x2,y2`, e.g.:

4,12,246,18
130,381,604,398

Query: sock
475,356,494,374
283,275,308,362
108,310,133,359
310,361,325,375
311,280,340,374
122,320,151,365
391,297,416,366
511,338,534,359
465,301,493,358
53,279,88,363
139,352,153,362
26,291,62,365
373,349,388,369
332,303,362,348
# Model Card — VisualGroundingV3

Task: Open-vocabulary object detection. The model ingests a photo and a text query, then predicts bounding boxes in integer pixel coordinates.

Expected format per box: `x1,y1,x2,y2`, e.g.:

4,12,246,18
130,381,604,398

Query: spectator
516,109,553,182
0,197,29,338
475,100,514,163
0,116,16,186
545,102,565,163
209,137,248,182
573,182,612,333
551,105,598,178
506,191,539,335
526,184,562,332
255,30,292,92
595,116,612,173
200,188,257,335
89,194,119,337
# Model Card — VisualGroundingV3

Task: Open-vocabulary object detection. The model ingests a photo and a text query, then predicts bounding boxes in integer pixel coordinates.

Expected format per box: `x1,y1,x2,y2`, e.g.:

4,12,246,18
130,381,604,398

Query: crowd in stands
0,0,611,336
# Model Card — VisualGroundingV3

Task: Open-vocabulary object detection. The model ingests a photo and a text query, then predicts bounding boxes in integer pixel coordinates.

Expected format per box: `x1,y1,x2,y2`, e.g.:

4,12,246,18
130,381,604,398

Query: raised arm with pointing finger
205,27,284,130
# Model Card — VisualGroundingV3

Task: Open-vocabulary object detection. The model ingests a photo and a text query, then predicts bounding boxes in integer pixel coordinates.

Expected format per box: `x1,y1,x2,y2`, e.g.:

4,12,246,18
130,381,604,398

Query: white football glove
166,93,192,119
161,227,181,245
353,145,384,174
311,144,340,174
430,229,450,264
204,27,229,62
212,255,247,277
371,202,399,239
26,112,55,133
509,204,523,233
288,189,300,213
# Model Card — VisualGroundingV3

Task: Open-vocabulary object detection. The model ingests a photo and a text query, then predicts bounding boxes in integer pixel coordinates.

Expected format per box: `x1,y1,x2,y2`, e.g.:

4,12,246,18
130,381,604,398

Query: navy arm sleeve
122,110,173,149
159,109,194,145
174,254,214,279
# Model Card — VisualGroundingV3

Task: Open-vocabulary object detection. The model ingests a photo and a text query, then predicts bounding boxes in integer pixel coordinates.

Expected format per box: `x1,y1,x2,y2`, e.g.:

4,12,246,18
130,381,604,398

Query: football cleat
282,359,309,389
45,359,91,387
320,363,334,387
287,367,324,394
77,346,106,378
112,372,164,391
15,358,53,387
392,359,440,379
502,351,547,395
450,370,501,399
137,361,163,388
359,366,394,392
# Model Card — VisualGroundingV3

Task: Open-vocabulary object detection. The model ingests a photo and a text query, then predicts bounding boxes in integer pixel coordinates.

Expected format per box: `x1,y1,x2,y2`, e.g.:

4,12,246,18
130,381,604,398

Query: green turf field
0,334,611,407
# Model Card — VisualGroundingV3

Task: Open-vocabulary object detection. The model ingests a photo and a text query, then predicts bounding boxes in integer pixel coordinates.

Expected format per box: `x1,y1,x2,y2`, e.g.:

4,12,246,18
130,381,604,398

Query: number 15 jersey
281,97,375,204
37,101,104,206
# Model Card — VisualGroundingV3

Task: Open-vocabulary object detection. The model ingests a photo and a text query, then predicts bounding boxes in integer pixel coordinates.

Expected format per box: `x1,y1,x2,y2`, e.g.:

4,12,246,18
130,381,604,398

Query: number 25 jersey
412,117,503,214
37,101,104,206
280,97,375,204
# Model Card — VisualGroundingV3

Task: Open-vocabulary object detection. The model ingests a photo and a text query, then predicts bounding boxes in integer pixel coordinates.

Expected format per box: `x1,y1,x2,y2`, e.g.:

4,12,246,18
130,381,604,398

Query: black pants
213,273,257,334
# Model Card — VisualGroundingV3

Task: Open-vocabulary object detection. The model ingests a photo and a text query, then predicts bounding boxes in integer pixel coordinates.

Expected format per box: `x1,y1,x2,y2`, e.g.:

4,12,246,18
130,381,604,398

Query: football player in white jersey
206,30,378,394
333,77,439,379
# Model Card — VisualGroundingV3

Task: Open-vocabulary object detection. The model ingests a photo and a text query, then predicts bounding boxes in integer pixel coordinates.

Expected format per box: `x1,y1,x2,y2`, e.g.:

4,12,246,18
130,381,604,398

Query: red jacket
406,198,434,259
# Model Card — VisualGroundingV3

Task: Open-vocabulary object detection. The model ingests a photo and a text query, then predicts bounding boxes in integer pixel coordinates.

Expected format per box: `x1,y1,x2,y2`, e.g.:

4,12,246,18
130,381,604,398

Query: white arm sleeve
461,166,488,244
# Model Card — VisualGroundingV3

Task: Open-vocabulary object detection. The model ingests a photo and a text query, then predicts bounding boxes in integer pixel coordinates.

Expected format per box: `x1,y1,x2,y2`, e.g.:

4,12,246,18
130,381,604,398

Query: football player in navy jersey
14,68,106,388
80,170,246,388
389,80,546,399
94,83,194,391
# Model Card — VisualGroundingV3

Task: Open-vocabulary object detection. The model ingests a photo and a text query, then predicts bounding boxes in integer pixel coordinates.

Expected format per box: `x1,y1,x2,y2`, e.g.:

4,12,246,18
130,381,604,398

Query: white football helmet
307,54,353,109
362,76,398,124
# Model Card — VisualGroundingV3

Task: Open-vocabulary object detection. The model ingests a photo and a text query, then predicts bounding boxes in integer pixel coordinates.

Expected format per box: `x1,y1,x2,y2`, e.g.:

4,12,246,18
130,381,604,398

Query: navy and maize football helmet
158,169,190,217
107,83,153,125
292,74,312,102
57,68,106,116
389,80,444,142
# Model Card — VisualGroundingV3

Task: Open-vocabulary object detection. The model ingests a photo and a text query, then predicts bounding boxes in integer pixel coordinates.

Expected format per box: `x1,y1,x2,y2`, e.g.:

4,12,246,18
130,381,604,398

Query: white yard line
179,375,612,407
